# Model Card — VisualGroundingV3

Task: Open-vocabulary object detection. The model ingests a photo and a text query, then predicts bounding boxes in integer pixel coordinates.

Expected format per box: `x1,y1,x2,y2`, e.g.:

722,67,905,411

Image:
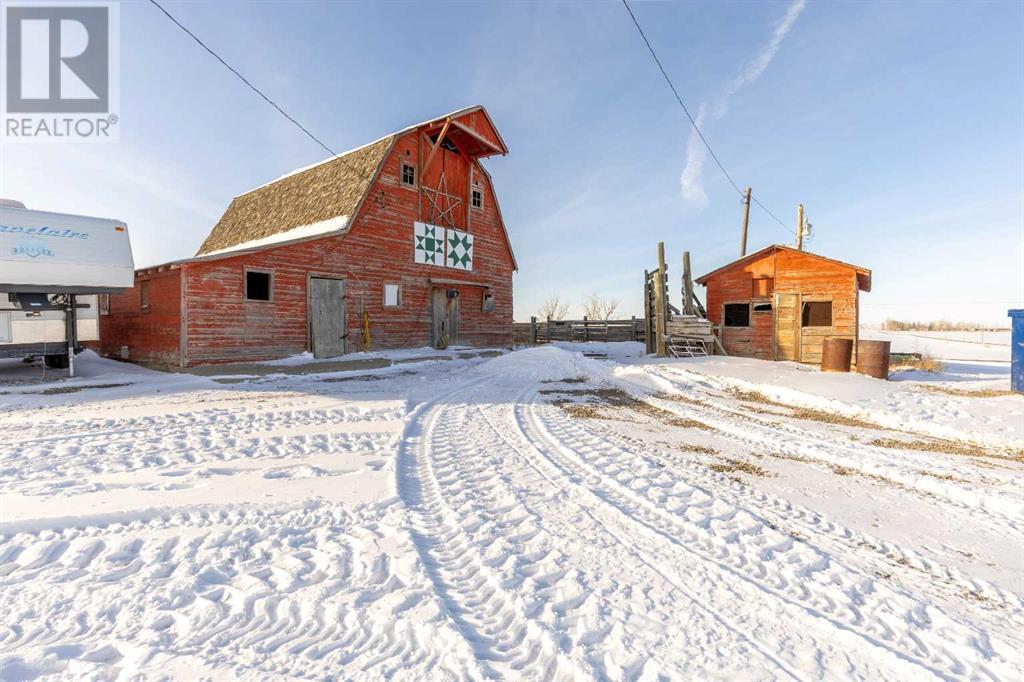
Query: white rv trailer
0,200,134,374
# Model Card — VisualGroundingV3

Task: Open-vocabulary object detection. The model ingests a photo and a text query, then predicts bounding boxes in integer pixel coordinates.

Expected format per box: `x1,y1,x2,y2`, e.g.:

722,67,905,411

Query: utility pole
796,203,805,250
740,187,751,256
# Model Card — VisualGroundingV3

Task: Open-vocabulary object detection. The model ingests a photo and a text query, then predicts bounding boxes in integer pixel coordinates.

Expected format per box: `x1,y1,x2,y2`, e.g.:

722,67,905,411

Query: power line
621,0,797,238
148,0,360,171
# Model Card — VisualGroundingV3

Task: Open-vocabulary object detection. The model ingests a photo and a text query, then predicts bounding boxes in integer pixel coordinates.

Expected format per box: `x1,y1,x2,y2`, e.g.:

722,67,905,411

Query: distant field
861,329,1010,362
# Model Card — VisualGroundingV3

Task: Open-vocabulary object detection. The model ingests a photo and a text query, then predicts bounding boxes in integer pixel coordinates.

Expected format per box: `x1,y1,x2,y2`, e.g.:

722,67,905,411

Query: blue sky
2,0,1021,325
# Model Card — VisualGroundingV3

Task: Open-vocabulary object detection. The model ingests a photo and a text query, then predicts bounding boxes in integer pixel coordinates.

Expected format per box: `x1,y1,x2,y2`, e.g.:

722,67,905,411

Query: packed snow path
0,347,1020,679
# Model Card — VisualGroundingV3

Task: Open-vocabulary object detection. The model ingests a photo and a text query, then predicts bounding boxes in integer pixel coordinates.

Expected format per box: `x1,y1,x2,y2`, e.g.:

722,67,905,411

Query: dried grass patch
709,458,772,477
870,437,1023,462
726,388,881,429
547,388,715,431
890,354,946,374
921,386,1017,399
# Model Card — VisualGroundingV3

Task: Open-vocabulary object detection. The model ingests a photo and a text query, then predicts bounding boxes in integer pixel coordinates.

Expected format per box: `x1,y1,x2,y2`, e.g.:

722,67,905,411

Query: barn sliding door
774,293,800,361
310,277,346,358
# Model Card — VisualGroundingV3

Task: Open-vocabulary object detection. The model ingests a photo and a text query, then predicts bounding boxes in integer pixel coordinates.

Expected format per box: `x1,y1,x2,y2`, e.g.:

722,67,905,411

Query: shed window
753,302,773,313
383,283,401,307
139,281,150,308
802,301,832,327
471,187,483,210
98,294,110,315
723,303,750,327
401,162,416,187
245,270,272,301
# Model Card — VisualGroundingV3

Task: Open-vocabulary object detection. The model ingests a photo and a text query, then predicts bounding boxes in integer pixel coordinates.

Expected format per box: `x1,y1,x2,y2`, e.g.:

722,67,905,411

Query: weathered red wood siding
178,129,513,365
704,249,859,363
97,268,182,367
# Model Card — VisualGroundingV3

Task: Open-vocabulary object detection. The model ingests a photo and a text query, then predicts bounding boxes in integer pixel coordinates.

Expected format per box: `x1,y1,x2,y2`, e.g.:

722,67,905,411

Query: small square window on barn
802,301,832,327
401,162,416,187
471,187,483,210
139,281,150,308
383,283,401,307
245,270,272,301
723,303,750,327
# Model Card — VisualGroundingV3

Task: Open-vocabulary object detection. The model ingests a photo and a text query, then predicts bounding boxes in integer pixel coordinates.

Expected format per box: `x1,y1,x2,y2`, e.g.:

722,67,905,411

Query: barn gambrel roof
193,106,514,267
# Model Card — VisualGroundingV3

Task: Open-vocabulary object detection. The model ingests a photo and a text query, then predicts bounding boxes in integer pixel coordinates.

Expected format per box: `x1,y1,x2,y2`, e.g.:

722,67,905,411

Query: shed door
431,288,459,349
310,277,346,358
774,293,800,361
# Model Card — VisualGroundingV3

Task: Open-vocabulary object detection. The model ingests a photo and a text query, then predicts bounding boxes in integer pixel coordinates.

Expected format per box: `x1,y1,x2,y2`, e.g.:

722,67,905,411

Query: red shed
695,245,871,364
99,106,516,367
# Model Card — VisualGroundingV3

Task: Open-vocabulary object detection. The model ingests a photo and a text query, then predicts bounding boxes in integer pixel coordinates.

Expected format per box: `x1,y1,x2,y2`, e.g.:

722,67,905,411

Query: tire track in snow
521,393,1018,680
396,381,583,680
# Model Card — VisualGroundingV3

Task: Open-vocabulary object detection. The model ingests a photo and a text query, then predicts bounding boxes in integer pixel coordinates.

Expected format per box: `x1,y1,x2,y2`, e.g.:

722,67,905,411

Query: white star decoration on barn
422,173,463,228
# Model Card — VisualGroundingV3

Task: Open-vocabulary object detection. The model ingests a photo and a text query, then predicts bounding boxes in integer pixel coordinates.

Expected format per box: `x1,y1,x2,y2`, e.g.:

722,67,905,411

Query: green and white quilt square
446,228,473,271
414,222,445,265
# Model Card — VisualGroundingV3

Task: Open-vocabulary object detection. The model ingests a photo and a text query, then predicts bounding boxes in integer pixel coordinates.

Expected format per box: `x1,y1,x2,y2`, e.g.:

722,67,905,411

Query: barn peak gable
194,106,509,259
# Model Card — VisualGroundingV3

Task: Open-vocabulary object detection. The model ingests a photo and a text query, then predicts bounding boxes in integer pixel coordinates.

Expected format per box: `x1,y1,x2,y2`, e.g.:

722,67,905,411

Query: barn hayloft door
310,277,346,358
431,287,459,349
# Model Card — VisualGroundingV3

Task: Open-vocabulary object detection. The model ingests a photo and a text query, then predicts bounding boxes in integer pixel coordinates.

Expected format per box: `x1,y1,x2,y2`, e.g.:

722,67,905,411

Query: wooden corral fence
513,317,646,346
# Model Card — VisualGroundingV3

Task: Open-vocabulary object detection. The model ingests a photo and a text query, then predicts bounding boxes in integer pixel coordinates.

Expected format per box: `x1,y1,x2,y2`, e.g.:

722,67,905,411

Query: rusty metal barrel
821,338,853,372
857,340,892,379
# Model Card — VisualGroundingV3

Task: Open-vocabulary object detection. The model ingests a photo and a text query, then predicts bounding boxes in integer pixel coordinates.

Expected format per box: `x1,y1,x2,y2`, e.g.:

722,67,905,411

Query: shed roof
194,105,509,258
695,244,871,292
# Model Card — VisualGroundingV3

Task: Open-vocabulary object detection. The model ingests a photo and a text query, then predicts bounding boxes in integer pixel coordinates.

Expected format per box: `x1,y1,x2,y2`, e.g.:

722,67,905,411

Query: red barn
99,106,516,367
695,245,871,364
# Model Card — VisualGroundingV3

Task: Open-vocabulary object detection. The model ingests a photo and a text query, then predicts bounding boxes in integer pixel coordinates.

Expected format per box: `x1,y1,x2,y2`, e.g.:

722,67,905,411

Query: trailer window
139,281,150,308
245,271,272,301
802,301,832,327
383,283,400,307
723,303,750,327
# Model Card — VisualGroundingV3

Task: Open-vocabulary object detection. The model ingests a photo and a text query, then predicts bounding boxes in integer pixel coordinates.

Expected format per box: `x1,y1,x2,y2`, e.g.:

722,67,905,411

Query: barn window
802,301,832,327
471,187,484,210
723,303,750,327
753,302,773,313
401,161,416,187
139,281,150,308
383,283,401,307
98,294,110,315
245,270,272,301
752,278,774,298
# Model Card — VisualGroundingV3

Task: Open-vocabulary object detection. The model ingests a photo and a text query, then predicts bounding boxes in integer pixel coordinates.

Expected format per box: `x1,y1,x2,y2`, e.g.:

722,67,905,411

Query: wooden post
547,315,552,344
655,243,667,357
682,251,694,316
643,270,653,354
530,316,538,345
583,316,589,342
630,315,637,342
740,187,751,256
796,203,805,250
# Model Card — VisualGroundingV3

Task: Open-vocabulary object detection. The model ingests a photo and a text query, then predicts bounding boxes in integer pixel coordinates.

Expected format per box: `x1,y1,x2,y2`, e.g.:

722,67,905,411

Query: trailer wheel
45,354,70,369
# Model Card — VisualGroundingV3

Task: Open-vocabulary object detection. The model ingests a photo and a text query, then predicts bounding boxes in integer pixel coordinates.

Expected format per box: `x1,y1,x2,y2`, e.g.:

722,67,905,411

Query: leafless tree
581,293,621,320
537,295,570,321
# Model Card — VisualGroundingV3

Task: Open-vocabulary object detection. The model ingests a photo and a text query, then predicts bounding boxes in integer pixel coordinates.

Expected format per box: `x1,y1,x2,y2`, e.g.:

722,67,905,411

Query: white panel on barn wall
446,228,473,271
413,222,445,266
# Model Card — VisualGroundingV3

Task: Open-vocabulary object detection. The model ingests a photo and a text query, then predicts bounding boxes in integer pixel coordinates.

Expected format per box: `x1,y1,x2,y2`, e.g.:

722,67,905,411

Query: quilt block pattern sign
414,222,445,265
413,222,474,271
447,228,473,271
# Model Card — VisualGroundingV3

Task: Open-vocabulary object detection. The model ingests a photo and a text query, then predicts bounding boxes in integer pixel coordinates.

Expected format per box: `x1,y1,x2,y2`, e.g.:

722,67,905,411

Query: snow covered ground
0,345,1021,679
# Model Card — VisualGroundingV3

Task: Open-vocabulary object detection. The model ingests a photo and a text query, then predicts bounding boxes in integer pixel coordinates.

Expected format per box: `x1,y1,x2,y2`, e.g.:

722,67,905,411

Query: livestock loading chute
0,200,134,376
